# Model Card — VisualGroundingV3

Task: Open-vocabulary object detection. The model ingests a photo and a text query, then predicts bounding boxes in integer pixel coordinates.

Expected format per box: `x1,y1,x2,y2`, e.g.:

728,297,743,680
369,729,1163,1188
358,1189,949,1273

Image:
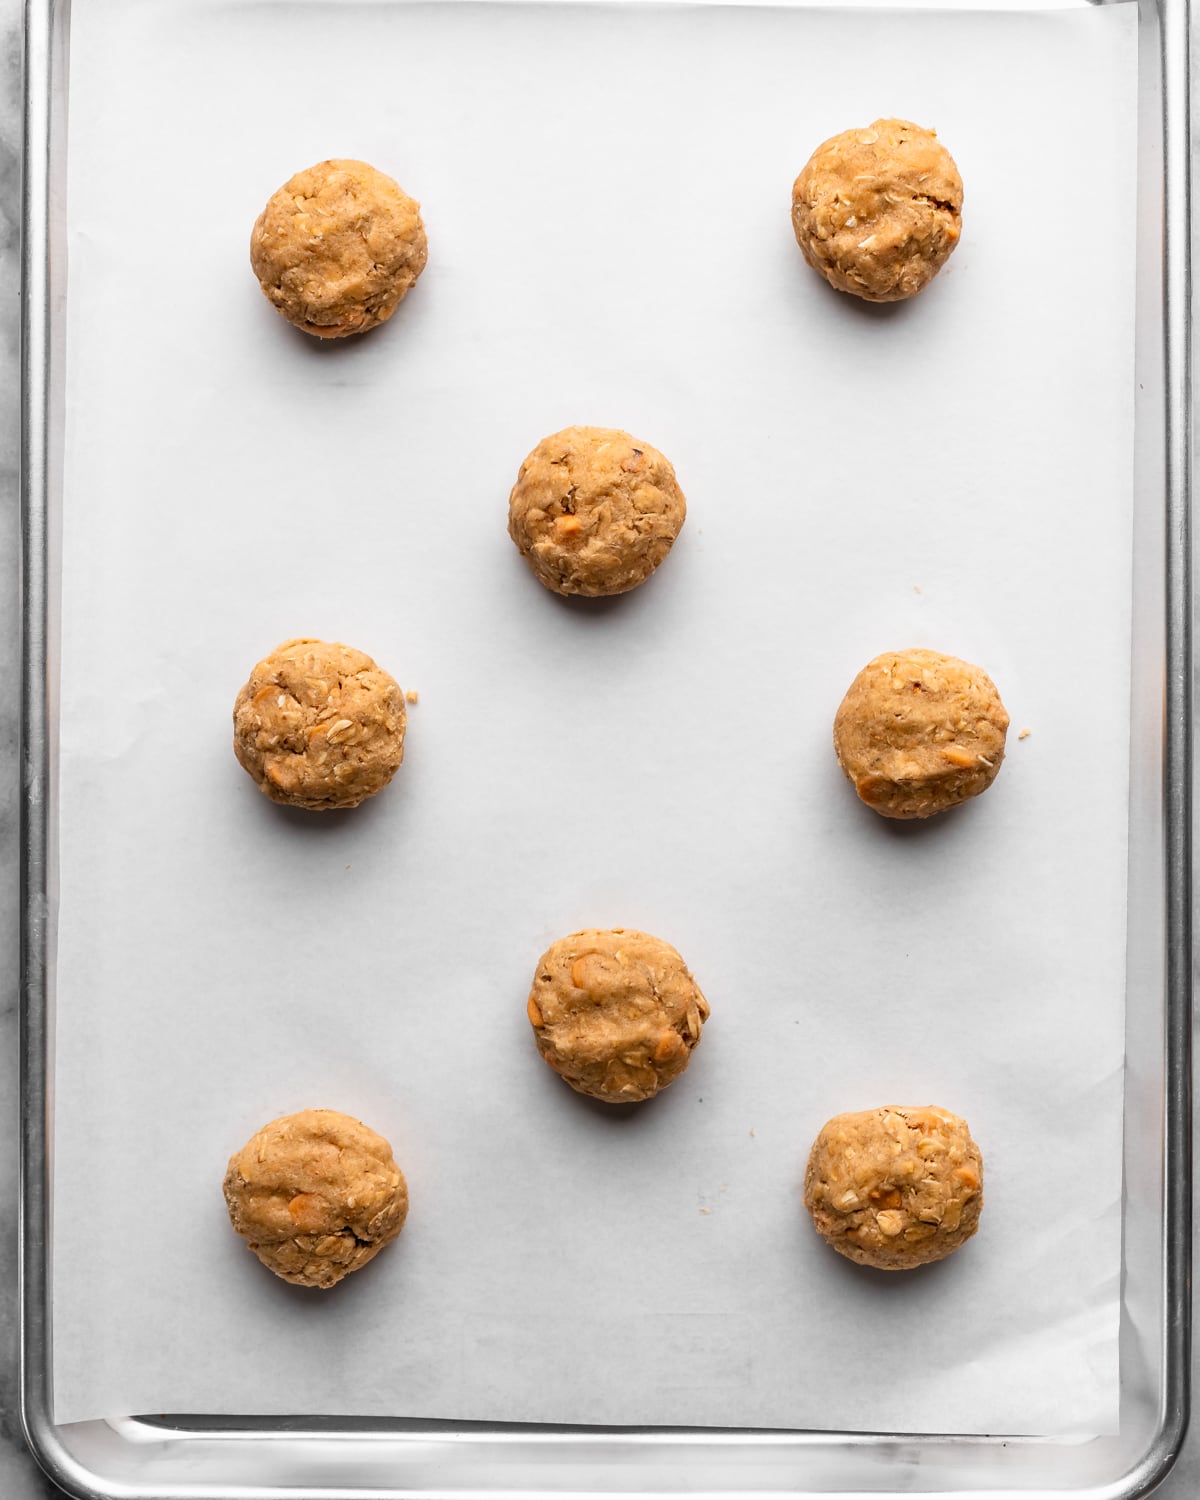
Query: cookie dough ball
804,1105,983,1270
792,119,962,302
507,426,686,597
250,159,427,338
223,1109,408,1288
833,648,1008,819
233,638,406,811
527,928,709,1102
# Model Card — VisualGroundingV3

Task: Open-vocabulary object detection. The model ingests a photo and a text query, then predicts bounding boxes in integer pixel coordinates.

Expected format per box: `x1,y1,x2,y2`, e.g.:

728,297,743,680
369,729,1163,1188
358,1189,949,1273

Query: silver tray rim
17,0,1193,1495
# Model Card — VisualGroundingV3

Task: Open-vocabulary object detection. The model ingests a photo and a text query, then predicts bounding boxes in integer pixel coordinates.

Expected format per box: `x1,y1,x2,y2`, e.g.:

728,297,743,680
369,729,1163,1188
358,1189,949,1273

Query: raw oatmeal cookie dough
223,1109,409,1288
527,928,709,1102
833,648,1008,819
791,119,962,302
507,426,686,596
233,638,406,811
250,159,427,337
804,1105,983,1270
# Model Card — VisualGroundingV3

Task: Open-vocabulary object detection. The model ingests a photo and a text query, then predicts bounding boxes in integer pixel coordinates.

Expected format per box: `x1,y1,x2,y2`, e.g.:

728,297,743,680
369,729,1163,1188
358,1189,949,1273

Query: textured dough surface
833,648,1008,819
250,159,427,338
804,1105,983,1270
792,119,962,302
507,426,686,597
233,638,406,811
223,1109,408,1288
527,928,709,1102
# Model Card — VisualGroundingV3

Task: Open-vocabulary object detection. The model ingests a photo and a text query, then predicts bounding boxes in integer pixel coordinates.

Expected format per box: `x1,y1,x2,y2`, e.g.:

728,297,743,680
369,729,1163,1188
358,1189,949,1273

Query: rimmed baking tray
19,0,1192,1493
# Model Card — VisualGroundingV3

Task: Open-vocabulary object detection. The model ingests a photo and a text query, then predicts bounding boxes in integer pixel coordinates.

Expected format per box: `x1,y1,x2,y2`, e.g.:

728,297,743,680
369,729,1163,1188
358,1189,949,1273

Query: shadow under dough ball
833,647,1008,819
527,928,709,1102
791,119,962,302
507,426,687,596
233,637,406,811
803,1105,984,1270
223,1109,409,1288
250,158,427,337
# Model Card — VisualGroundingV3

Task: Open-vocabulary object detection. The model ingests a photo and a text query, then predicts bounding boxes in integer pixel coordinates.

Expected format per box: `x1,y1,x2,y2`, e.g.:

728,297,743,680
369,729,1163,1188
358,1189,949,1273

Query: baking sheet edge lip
17,0,62,1489
16,0,70,1496
1155,0,1195,1476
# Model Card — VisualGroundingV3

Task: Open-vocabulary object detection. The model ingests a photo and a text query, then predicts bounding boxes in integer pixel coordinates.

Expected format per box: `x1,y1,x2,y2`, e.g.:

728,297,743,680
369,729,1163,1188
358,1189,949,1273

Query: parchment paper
51,0,1137,1436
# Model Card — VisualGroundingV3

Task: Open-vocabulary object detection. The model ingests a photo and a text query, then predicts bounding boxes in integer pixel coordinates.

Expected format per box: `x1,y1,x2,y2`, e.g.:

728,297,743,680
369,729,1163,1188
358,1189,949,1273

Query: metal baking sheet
21,0,1188,1488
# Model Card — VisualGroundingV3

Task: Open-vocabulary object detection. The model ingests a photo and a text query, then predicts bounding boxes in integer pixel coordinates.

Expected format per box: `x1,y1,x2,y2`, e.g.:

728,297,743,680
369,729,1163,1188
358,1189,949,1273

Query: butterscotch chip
250,159,427,338
233,638,405,811
507,426,686,597
804,1105,983,1271
833,647,1008,819
792,119,962,302
527,928,709,1102
223,1109,408,1288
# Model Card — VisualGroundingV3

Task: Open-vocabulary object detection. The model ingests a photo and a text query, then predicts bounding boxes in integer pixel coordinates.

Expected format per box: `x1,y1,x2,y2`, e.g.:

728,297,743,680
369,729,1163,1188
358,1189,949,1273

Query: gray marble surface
0,2,1195,1495
1,0,33,1492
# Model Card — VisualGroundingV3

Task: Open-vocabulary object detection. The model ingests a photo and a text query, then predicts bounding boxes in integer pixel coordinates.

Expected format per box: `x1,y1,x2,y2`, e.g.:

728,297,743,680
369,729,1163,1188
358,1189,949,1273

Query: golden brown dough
804,1105,983,1270
250,159,427,337
527,928,709,1102
833,647,1008,819
223,1109,408,1288
233,638,406,811
507,427,686,597
792,120,962,302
